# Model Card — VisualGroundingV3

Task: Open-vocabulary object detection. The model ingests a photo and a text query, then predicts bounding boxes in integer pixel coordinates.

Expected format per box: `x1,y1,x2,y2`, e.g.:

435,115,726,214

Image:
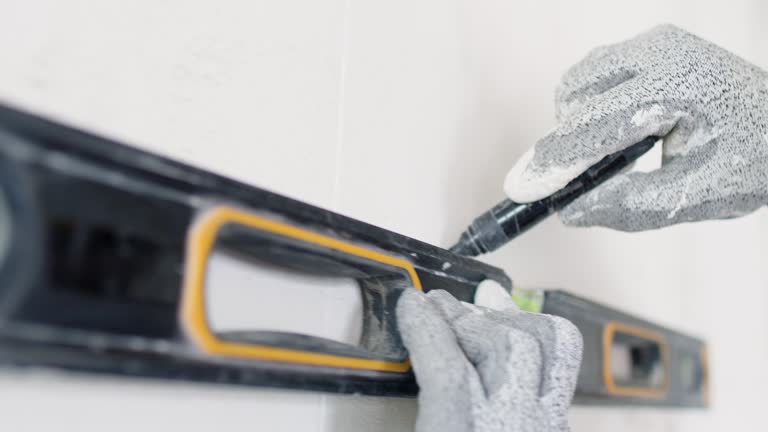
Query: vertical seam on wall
331,0,352,212
323,1,352,428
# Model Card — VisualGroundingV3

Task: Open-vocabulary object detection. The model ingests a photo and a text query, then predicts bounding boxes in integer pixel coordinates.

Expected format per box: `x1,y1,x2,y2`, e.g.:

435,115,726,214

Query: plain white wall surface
0,0,767,431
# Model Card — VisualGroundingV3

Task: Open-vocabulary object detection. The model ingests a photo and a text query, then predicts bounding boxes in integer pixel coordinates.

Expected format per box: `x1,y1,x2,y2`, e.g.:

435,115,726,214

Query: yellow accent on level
602,321,670,399
701,345,710,406
180,206,422,373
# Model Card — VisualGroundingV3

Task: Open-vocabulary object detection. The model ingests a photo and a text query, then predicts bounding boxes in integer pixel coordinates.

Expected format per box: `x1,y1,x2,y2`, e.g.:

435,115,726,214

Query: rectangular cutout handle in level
180,206,422,373
603,321,669,399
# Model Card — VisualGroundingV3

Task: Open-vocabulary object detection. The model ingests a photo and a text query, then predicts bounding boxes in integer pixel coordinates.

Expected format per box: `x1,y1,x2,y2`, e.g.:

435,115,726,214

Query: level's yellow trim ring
602,321,670,399
701,345,710,406
180,206,422,373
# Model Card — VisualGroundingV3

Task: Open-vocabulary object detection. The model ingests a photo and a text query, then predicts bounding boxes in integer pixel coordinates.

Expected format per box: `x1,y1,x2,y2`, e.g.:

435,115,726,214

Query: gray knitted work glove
505,24,768,231
396,282,583,432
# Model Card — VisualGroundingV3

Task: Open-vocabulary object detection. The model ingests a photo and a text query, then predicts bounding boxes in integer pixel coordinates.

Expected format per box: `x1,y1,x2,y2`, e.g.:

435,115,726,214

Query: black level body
0,105,707,407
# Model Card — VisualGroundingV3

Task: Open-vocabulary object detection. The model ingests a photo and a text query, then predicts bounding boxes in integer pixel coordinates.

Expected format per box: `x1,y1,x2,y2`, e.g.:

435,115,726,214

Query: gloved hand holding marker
399,24,768,432
450,137,657,257
506,24,768,234
454,24,768,255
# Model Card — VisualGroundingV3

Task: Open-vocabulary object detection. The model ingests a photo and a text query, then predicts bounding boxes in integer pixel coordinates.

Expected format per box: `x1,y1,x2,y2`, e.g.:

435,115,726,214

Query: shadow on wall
326,395,418,431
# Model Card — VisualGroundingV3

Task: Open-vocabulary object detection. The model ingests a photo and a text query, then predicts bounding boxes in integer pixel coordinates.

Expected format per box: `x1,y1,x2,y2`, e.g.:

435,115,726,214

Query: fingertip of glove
474,280,517,311
396,288,426,315
425,290,469,320
425,289,456,302
548,315,584,352
505,146,598,204
504,147,549,202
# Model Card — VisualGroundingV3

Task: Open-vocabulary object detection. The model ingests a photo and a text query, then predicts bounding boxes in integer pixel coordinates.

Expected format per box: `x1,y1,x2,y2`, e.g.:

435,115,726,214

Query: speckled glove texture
396,284,583,432
505,24,768,231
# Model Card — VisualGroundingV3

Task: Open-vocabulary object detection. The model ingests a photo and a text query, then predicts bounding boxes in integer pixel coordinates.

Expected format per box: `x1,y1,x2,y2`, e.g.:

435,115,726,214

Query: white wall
0,1,766,431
